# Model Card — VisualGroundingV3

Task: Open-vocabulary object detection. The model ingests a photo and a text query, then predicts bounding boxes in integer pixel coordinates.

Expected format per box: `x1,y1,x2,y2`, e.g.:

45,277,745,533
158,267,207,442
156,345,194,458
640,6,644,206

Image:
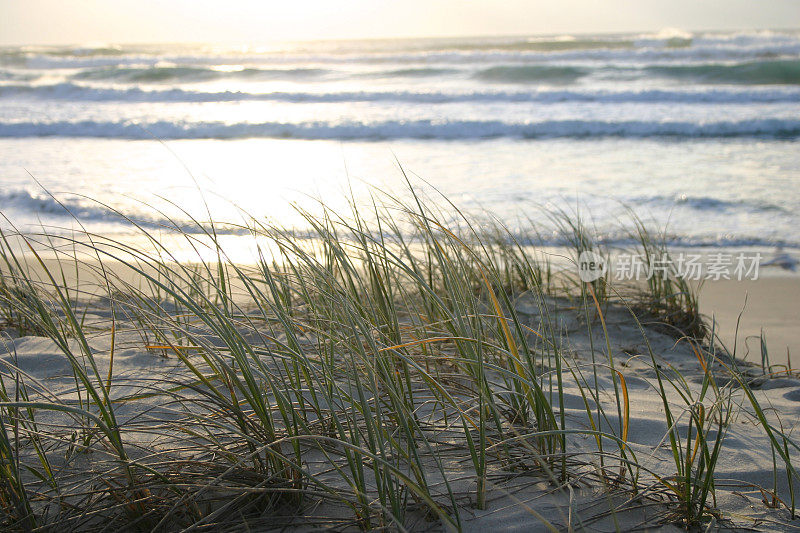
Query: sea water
1,30,799,253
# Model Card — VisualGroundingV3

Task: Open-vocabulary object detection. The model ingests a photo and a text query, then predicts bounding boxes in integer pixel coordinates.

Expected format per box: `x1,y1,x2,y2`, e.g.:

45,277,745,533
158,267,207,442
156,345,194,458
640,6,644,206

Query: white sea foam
2,118,798,140
2,83,799,104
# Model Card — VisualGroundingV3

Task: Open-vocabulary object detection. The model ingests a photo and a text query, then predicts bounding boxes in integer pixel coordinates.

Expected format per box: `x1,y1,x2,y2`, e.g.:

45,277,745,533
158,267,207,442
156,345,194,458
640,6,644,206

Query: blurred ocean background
1,29,799,250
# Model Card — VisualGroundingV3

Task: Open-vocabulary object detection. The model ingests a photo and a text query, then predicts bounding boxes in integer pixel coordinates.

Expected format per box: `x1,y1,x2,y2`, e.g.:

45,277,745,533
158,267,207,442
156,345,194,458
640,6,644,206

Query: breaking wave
0,189,247,234
473,65,587,83
649,59,800,85
3,83,799,104
1,118,799,140
641,194,788,213
71,65,331,83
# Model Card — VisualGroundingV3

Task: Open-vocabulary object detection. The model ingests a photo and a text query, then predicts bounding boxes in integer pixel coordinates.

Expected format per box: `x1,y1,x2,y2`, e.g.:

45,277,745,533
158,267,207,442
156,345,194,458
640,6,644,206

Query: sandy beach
700,275,800,363
2,207,800,531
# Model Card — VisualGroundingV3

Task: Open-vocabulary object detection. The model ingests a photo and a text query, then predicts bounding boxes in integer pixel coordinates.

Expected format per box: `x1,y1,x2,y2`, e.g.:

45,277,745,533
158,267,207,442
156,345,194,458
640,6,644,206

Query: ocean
1,29,799,253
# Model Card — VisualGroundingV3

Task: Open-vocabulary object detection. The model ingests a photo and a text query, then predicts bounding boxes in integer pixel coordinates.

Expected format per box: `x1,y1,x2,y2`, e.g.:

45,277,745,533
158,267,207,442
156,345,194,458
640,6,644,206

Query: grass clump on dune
0,184,797,531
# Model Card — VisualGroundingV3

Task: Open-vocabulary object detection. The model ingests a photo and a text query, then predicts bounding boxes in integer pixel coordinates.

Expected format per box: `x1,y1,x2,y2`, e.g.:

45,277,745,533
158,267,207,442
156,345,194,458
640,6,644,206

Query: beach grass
0,185,797,531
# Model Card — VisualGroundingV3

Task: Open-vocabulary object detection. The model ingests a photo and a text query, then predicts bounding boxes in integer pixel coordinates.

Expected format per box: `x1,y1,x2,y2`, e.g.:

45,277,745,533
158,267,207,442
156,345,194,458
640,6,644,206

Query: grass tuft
0,184,794,531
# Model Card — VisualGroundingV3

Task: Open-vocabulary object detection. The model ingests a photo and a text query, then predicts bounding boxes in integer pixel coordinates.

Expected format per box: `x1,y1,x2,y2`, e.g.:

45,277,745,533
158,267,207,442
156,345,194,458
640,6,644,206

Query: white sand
3,286,800,531
699,276,800,364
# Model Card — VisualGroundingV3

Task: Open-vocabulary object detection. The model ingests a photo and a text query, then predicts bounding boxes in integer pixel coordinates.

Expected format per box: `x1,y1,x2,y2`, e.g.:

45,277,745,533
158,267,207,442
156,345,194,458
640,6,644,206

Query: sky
1,0,799,45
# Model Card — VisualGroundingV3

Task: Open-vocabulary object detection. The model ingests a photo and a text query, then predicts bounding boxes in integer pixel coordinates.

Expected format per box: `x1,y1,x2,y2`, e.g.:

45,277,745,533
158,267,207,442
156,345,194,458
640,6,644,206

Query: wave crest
650,59,800,85
1,118,799,140
474,65,587,84
0,189,247,234
3,82,800,104
71,65,331,83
